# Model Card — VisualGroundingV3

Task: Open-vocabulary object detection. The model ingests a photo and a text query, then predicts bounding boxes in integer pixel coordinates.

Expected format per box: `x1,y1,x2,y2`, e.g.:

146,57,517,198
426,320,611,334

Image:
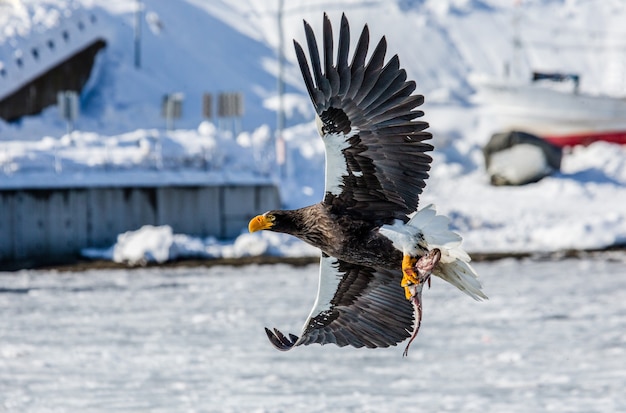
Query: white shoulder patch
323,128,359,196
379,219,422,255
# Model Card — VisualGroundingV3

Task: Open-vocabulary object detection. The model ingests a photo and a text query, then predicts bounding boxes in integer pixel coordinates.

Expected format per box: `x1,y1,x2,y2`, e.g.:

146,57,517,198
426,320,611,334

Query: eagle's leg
401,249,441,300
402,249,441,357
401,255,419,300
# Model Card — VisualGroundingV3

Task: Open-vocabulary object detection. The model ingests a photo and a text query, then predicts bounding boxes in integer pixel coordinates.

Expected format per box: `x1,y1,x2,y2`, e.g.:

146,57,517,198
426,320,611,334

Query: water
1,258,625,412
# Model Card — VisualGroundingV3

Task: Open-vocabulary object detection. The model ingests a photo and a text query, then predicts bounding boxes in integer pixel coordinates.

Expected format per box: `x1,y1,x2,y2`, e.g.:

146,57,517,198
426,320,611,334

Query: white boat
472,74,626,138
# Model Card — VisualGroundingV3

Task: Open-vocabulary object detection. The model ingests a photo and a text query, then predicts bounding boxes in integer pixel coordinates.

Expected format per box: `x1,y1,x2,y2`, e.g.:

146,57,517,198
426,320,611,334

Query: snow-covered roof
0,2,106,100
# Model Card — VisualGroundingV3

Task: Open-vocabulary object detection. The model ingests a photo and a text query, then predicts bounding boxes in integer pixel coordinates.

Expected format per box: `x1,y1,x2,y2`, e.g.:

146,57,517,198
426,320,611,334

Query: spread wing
265,254,414,350
294,13,433,223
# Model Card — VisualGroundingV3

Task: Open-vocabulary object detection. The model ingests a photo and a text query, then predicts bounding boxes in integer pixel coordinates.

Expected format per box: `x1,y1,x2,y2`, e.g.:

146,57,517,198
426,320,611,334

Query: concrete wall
0,184,280,266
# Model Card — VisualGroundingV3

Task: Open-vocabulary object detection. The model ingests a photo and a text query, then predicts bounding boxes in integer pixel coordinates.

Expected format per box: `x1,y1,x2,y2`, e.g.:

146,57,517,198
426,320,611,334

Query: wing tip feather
265,327,299,351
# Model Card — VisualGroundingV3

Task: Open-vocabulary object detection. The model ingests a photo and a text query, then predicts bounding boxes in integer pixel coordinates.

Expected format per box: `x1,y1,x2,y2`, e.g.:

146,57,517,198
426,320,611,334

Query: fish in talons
402,248,441,357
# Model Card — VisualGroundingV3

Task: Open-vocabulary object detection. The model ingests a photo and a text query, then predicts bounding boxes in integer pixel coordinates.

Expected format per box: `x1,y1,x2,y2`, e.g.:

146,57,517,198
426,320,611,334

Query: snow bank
0,122,276,189
82,225,319,265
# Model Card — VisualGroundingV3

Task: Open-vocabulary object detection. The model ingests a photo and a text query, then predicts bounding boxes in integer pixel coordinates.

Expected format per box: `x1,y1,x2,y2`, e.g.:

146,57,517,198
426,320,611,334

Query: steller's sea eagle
249,13,487,356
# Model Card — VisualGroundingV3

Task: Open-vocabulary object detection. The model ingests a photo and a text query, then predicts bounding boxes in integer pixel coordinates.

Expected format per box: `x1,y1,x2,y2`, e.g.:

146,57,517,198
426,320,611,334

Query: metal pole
276,0,286,178
165,96,173,131
134,0,142,69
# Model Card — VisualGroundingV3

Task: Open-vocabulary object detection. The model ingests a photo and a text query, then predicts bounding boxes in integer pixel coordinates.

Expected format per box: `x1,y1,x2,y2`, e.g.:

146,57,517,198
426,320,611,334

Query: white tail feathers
380,205,487,301
409,205,487,301
434,257,486,301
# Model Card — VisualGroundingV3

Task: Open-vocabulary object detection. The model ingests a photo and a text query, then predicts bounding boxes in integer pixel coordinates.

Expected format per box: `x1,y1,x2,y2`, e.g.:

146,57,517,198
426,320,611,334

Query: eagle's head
248,210,297,234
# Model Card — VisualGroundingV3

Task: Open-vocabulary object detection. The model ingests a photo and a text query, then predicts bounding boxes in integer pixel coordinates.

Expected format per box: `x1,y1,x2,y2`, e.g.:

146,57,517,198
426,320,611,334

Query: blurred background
0,1,625,412
1,0,625,266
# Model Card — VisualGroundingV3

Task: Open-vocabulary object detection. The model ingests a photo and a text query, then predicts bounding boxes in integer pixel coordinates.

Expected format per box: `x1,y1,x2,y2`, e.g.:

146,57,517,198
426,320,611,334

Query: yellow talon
401,254,419,300
403,285,412,300
402,254,419,284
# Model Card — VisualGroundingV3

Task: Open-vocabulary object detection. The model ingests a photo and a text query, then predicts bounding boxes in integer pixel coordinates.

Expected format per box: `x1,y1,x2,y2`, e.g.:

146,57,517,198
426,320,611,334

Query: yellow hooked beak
248,214,274,233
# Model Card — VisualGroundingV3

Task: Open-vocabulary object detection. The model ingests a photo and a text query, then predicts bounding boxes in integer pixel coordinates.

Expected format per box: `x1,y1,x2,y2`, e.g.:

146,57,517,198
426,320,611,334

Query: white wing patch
301,255,343,330
322,128,359,196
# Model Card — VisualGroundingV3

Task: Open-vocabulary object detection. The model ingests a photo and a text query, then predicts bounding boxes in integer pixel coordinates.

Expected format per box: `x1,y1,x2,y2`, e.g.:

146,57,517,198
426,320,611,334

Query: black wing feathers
353,36,387,105
301,261,413,348
337,15,351,96
358,54,401,110
265,328,299,351
323,17,340,97
347,24,369,101
293,40,321,109
294,13,433,222
265,257,414,350
303,21,331,102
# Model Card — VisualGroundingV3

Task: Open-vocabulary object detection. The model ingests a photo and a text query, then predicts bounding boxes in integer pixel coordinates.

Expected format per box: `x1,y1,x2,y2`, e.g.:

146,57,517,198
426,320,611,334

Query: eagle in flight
249,13,486,356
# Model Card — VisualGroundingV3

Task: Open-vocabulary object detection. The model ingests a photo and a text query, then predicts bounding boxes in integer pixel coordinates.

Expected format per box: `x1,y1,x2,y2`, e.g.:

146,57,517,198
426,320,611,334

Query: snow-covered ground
1,0,626,260
1,258,625,412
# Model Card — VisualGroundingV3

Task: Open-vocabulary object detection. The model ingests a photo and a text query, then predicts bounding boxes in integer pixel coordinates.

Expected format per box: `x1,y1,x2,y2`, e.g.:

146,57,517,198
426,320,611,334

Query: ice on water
1,258,625,412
